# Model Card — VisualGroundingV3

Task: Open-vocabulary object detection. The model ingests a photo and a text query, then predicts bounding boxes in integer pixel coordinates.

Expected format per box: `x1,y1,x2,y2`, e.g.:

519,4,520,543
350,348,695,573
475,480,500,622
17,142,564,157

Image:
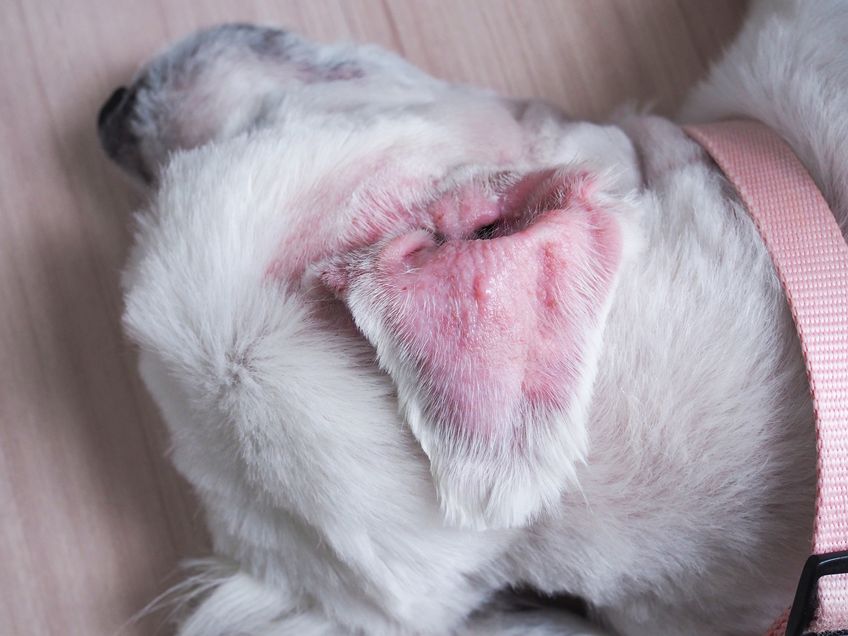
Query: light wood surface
0,2,747,634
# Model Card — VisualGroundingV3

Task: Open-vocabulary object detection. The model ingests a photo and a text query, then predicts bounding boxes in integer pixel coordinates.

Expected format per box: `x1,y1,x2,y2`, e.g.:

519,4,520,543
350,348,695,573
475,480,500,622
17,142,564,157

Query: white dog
97,2,848,634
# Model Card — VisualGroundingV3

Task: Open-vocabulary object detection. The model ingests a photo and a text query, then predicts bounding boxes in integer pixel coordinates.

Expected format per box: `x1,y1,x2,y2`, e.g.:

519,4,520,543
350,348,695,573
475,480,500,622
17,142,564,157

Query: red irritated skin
323,168,626,527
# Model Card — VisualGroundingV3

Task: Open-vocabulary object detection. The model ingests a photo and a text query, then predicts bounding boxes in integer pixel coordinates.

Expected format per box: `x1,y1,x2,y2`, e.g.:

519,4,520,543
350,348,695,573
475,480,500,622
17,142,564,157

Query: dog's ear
97,24,441,184
323,168,641,529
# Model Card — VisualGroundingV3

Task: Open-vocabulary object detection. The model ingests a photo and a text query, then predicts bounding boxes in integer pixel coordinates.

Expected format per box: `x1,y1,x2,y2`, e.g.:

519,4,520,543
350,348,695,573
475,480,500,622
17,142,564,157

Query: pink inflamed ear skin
322,167,642,529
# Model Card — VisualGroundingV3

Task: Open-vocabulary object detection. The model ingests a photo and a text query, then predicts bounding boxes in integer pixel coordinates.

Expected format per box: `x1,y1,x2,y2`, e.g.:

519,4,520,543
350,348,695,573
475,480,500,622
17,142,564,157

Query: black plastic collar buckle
786,551,848,636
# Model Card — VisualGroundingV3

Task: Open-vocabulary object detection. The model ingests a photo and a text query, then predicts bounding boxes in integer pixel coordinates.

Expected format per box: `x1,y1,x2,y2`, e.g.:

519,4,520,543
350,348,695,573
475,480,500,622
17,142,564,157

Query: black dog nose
97,86,128,128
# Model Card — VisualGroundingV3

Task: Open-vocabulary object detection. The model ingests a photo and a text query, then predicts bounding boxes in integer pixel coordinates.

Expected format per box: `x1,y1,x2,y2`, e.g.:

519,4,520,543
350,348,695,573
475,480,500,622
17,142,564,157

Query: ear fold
323,169,642,529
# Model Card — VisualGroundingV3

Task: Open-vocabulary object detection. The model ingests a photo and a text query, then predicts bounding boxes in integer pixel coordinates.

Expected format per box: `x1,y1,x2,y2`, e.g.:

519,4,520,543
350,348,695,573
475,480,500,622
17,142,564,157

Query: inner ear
323,168,642,529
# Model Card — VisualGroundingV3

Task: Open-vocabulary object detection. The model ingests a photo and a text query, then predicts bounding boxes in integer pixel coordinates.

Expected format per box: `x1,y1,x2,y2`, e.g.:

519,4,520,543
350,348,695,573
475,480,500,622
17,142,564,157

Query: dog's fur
97,2,848,634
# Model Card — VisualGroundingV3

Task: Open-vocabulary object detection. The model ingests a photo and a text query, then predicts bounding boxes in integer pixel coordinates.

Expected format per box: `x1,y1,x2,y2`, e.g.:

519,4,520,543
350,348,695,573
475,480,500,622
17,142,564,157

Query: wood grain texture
0,1,747,634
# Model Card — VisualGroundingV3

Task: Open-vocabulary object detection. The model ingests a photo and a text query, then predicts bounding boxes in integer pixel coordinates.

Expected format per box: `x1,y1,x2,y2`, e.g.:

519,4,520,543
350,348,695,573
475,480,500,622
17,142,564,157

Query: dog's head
101,25,643,533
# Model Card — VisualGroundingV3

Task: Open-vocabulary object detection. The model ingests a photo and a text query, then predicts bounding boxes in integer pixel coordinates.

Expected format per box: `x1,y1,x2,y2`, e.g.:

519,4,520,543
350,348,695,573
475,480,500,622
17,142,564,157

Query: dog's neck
498,114,815,631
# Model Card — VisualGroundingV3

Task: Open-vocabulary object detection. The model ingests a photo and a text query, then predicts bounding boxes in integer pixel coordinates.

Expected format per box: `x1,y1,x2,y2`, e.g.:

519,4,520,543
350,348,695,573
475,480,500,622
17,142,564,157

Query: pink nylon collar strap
684,121,848,636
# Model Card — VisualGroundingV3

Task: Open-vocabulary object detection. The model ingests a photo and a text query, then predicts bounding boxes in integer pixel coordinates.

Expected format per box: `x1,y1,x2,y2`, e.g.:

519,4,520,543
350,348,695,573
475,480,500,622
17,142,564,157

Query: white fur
101,2,848,633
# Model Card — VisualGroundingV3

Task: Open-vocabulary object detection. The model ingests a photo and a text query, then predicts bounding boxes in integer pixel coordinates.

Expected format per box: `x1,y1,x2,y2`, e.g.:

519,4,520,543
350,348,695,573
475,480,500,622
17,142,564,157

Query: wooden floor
0,1,747,634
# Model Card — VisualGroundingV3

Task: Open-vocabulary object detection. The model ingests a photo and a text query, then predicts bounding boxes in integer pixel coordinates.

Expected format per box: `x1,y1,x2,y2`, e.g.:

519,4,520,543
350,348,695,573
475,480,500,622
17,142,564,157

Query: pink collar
685,121,848,636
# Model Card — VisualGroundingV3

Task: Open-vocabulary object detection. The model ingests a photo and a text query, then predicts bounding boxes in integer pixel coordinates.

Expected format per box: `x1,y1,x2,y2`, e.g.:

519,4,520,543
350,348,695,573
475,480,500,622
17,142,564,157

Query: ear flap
323,169,641,529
